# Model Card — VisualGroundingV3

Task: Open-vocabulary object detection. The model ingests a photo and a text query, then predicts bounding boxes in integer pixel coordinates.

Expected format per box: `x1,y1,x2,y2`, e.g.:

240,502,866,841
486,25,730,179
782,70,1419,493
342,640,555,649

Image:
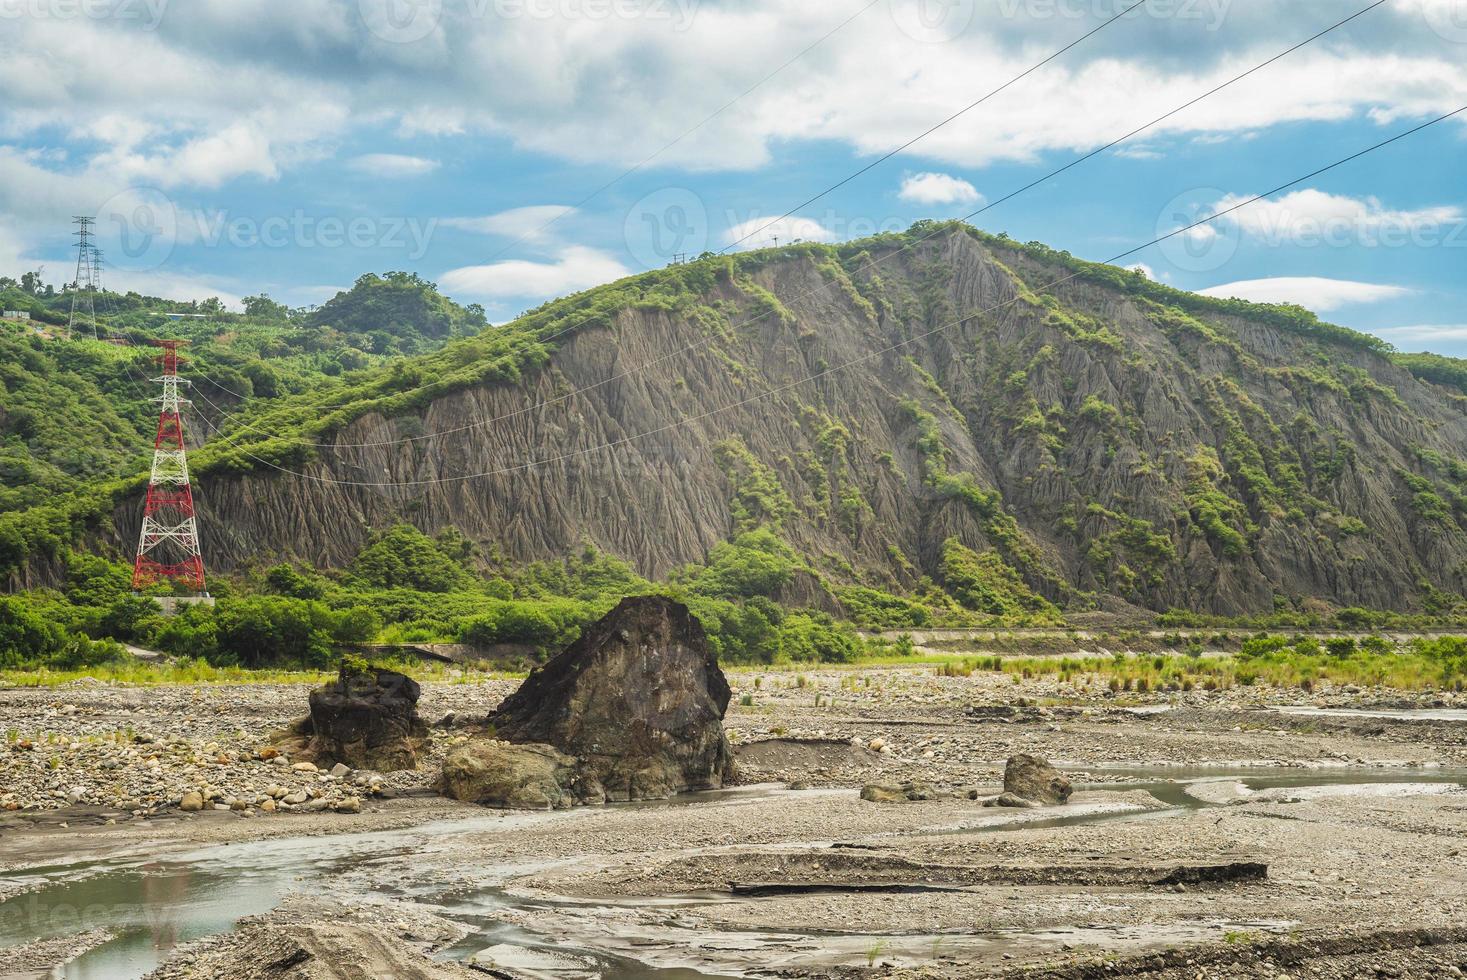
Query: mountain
8,223,1467,618
0,273,487,517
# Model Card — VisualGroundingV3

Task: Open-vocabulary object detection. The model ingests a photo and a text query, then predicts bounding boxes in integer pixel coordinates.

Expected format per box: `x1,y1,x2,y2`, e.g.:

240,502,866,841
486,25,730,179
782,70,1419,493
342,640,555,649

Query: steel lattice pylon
132,340,208,594
67,216,100,341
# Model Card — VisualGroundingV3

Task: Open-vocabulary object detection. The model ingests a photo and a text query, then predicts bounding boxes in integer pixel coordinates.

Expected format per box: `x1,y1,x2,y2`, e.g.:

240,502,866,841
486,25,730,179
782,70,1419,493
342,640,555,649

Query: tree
351,524,472,593
265,563,326,600
242,294,292,321
214,596,335,667
306,271,483,343
0,595,66,666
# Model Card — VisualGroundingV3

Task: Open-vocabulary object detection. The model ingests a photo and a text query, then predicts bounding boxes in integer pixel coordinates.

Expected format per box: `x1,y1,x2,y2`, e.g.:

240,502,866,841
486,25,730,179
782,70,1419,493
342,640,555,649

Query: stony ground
2,664,1467,979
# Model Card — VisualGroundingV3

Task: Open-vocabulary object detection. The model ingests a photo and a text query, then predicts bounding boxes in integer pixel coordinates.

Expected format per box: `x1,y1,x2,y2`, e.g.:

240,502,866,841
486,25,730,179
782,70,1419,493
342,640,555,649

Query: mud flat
2,666,1467,978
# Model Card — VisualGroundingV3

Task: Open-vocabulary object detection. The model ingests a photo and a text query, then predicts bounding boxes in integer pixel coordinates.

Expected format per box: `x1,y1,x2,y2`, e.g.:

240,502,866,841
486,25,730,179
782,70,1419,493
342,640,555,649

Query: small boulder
1002,753,1072,806
298,667,429,771
179,791,204,812
860,782,911,804
860,780,943,803
440,741,587,810
984,792,1041,809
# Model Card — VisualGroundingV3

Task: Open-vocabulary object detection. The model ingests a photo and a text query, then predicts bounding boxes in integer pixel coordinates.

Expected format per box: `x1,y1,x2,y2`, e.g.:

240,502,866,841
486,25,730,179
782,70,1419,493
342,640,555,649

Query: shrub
351,524,473,593
455,599,588,648
265,563,327,600
777,612,861,664
213,596,337,668
0,595,69,667
683,529,802,599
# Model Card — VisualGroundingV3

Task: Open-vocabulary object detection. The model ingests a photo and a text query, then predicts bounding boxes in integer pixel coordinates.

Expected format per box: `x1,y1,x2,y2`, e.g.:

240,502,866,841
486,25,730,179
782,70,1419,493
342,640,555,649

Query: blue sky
1,0,1464,351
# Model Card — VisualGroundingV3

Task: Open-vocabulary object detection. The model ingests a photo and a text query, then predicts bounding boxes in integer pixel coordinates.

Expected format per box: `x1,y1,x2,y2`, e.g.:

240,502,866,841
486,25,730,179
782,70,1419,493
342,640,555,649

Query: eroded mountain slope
65,226,1467,614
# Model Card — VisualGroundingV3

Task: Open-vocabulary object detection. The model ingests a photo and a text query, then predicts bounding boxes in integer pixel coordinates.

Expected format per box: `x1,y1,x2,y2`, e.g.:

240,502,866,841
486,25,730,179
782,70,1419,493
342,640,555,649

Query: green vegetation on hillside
0,269,487,523
6,221,1467,671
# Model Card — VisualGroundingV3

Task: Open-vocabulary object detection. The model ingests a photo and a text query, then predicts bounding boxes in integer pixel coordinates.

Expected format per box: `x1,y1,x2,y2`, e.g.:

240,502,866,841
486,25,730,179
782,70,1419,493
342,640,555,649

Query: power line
191,103,1467,489
193,0,1384,453
190,0,1147,423
717,0,1152,254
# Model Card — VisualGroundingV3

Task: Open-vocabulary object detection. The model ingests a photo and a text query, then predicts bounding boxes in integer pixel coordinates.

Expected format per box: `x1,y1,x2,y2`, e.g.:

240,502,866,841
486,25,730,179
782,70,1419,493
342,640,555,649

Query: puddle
1274,706,1467,722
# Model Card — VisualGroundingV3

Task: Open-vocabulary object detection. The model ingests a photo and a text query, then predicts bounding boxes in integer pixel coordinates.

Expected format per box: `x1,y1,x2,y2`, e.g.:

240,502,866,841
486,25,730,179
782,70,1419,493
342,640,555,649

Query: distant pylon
132,340,208,595
67,216,100,340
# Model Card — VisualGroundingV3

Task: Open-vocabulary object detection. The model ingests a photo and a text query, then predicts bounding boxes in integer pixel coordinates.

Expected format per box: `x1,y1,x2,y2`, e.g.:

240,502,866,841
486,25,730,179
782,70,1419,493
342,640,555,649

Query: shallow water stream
4,770,1466,979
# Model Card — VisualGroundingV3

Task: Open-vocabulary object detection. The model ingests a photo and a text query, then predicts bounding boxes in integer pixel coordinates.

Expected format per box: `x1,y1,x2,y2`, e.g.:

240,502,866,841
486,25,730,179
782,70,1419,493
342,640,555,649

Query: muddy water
3,772,1465,978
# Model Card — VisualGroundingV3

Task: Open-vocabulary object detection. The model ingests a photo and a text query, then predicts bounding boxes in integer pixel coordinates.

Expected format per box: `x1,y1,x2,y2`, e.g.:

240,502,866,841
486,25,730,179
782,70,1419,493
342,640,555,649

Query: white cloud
2,1,1461,187
898,172,981,207
348,153,440,178
1,1,1465,290
1373,324,1467,343
105,268,246,311
440,246,629,300
1203,188,1463,247
1113,144,1164,161
442,206,577,244
1127,263,1155,279
1198,277,1413,312
723,216,834,249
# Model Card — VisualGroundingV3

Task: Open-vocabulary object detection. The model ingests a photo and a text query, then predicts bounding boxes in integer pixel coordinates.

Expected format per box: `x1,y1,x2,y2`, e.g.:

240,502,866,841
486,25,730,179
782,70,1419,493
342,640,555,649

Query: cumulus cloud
2,2,1463,183
1,0,1465,290
898,172,981,207
440,245,629,300
442,206,577,244
1197,277,1413,312
723,216,834,249
348,153,440,178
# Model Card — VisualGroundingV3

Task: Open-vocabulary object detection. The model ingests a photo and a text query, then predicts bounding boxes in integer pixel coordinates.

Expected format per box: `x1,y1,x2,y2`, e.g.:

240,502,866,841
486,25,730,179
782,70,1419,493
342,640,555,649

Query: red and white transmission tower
132,340,208,595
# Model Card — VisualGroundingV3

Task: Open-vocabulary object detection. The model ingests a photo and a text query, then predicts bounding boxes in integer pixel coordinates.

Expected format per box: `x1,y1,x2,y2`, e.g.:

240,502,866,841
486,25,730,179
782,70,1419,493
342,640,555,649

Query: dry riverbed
3,665,1467,978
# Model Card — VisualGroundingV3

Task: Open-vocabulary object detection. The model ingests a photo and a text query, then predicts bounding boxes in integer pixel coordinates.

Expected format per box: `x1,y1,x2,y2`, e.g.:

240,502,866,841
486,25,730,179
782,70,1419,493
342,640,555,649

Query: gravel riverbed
2,666,1466,978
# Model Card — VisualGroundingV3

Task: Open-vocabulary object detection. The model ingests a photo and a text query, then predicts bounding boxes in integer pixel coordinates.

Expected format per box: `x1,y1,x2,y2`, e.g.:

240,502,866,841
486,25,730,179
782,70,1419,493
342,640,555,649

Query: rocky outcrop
1002,753,1073,806
289,668,429,771
441,596,735,808
96,226,1467,614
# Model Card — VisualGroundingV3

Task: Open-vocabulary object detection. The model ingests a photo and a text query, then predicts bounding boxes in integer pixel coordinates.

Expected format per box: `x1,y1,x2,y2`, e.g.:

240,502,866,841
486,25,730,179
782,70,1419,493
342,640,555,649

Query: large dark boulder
302,667,429,771
441,596,735,808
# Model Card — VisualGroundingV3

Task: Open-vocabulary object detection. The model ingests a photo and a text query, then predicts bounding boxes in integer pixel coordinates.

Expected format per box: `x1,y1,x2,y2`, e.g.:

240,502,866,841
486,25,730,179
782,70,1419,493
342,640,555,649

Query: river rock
442,596,735,807
1002,753,1072,806
179,790,204,812
985,791,1042,809
860,780,941,803
440,741,588,810
287,667,429,771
